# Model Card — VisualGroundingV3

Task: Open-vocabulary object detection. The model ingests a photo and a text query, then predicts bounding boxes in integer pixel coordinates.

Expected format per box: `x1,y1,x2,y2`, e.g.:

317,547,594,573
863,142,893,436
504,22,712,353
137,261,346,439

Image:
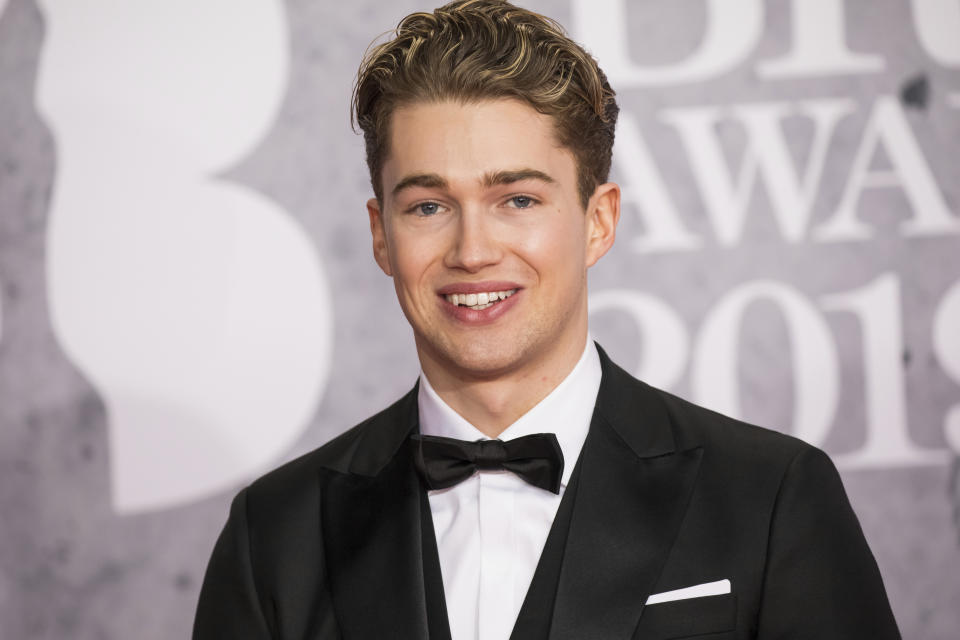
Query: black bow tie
410,433,565,494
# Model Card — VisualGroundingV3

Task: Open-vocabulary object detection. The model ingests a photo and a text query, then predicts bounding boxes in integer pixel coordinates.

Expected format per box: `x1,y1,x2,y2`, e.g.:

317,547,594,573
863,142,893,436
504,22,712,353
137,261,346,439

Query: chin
427,332,534,380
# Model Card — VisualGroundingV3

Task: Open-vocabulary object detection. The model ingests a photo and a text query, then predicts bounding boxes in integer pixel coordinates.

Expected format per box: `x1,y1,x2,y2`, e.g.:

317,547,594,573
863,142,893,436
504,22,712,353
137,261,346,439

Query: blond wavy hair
352,0,619,207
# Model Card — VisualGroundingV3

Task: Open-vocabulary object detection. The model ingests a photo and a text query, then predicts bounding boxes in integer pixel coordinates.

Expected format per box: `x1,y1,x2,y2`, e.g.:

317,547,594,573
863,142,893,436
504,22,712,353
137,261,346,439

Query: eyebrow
482,169,556,188
392,173,448,196
391,168,556,197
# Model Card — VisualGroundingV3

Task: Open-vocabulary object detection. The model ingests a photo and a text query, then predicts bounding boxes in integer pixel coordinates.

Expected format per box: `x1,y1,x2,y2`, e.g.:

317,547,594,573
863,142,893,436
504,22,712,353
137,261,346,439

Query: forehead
381,99,576,195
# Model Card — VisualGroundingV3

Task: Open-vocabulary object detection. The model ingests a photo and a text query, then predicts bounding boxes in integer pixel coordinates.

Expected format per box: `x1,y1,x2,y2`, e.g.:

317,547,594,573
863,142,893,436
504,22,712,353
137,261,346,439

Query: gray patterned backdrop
1,0,958,637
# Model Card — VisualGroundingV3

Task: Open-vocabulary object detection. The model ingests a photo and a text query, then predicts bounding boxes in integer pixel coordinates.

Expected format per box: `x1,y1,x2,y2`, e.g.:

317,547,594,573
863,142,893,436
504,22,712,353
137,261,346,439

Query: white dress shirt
417,340,602,640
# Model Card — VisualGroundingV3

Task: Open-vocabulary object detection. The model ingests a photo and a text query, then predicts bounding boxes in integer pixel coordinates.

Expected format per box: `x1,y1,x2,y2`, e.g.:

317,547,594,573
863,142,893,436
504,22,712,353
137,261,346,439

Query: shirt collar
418,338,602,489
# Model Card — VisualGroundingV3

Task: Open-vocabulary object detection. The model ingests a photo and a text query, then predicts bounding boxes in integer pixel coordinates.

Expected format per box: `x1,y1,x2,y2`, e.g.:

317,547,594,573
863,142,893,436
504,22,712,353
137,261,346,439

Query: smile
444,289,517,311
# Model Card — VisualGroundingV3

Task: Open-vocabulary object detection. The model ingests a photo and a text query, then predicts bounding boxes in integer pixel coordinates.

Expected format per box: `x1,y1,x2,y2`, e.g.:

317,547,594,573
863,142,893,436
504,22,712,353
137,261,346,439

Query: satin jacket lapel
549,347,703,639
320,386,431,639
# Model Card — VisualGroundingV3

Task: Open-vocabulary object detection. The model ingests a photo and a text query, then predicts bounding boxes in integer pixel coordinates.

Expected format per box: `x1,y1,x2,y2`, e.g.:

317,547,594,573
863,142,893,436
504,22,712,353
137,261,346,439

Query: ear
367,197,393,276
584,182,620,268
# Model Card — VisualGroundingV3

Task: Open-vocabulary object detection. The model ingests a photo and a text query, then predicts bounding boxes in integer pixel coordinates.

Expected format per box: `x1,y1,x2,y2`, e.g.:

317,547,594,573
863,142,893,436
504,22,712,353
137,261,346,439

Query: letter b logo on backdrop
35,0,332,514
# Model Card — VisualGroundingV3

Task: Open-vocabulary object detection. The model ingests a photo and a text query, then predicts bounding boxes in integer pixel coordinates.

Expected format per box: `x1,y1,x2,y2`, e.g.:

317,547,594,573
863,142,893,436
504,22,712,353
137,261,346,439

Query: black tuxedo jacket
194,347,900,639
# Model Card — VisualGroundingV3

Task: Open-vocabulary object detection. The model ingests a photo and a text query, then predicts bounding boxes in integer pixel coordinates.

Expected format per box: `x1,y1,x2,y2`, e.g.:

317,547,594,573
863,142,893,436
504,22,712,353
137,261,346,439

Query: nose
444,208,502,272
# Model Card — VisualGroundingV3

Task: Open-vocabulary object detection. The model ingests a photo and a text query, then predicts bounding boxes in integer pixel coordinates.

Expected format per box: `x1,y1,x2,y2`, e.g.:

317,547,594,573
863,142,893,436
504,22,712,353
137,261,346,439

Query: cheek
517,211,587,268
387,228,441,291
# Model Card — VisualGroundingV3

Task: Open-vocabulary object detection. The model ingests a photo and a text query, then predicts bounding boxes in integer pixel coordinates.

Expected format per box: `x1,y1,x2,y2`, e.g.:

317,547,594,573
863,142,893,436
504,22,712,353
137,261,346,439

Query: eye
414,202,442,216
507,195,537,209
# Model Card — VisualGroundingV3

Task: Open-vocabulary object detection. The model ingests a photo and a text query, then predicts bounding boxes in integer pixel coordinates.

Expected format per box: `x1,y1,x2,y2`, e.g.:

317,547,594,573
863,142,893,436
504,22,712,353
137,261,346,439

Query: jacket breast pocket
633,593,737,639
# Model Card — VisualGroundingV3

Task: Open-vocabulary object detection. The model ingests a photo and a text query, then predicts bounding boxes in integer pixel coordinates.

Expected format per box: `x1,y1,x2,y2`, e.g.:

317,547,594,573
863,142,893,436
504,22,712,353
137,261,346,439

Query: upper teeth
445,289,517,309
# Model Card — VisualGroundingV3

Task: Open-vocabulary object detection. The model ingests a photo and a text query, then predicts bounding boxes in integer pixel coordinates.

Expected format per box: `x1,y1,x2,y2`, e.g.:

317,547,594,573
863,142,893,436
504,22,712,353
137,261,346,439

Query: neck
420,333,588,439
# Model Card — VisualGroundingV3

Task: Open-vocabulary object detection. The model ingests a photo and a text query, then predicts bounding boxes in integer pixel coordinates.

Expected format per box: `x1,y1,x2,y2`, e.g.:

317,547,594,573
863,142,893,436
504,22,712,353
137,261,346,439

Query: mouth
443,288,518,311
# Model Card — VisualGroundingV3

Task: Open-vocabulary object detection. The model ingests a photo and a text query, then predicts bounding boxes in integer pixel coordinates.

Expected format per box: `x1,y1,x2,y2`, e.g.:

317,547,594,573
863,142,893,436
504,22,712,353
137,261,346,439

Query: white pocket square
645,579,732,605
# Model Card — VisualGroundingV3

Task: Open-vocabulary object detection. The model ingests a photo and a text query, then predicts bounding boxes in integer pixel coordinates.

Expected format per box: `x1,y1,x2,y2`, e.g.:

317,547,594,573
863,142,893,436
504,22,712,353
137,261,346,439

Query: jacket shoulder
596,346,817,474
242,384,418,511
652,383,814,465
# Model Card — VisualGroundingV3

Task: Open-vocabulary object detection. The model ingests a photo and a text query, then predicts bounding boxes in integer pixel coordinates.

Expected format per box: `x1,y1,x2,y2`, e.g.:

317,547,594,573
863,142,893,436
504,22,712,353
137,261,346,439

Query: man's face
368,99,618,383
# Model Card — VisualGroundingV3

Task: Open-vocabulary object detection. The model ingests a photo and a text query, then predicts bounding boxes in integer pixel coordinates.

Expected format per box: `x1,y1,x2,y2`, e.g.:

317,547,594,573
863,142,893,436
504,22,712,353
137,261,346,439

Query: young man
194,2,900,638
